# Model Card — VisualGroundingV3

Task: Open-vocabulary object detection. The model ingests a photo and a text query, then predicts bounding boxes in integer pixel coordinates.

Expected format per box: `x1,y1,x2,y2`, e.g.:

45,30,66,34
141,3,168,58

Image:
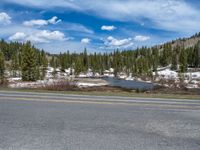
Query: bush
0,78,8,88
136,88,147,93
42,80,78,91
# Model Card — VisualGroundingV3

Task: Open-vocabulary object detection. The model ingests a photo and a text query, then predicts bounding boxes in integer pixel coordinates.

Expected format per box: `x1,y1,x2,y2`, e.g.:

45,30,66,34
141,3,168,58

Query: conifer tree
179,49,187,72
21,42,38,81
83,48,88,72
171,52,178,70
194,41,200,69
74,57,82,75
160,44,172,67
152,47,159,72
40,50,48,79
0,51,5,82
35,66,40,80
11,52,19,77
60,53,67,72
50,56,56,69
186,47,194,67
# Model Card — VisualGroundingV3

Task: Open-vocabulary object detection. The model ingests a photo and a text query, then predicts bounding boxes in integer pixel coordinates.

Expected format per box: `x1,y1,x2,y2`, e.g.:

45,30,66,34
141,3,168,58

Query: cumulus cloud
25,30,65,43
23,16,61,27
48,16,62,24
8,32,26,41
23,20,48,27
9,30,66,43
35,30,65,41
81,38,90,44
101,25,116,31
2,0,200,51
104,36,133,49
134,35,150,42
0,12,11,25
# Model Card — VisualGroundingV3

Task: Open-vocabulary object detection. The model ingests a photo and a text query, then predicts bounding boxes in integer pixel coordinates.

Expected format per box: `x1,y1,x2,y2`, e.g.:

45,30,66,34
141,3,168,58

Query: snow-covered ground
77,82,108,88
103,68,115,77
184,72,200,80
8,77,22,82
78,73,87,78
125,77,134,81
186,84,199,89
152,68,200,89
8,79,60,88
153,69,178,79
8,77,109,89
6,66,200,89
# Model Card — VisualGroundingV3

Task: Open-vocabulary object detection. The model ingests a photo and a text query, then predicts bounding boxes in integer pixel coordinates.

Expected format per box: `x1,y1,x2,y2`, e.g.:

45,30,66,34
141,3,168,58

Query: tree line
52,41,200,76
0,40,48,83
0,36,200,83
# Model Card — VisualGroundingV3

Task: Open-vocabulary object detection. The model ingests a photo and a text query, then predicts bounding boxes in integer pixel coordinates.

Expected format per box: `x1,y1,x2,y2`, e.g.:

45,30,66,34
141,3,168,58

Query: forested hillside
0,33,200,82
51,33,200,76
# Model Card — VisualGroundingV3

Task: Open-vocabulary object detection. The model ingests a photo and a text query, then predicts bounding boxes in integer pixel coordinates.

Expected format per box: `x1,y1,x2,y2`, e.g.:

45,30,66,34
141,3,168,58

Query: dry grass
40,80,78,91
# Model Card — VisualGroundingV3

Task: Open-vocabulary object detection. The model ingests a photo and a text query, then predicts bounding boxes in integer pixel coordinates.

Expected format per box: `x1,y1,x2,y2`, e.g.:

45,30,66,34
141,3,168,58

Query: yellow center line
1,96,200,110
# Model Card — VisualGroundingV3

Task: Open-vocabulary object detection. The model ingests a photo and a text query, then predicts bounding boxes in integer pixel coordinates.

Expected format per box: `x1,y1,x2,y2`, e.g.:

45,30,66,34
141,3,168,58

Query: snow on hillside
154,69,178,79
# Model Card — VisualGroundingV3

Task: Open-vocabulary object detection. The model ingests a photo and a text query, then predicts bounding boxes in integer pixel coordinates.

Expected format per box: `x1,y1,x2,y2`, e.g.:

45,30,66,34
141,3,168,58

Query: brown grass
40,80,78,91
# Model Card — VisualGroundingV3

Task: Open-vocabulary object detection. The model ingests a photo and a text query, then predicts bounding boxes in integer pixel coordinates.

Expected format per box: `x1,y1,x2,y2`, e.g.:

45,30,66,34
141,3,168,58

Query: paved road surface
0,91,200,150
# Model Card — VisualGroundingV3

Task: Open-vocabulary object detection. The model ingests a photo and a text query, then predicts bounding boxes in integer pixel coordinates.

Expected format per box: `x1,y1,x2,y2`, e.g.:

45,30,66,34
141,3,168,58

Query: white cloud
104,36,133,49
2,0,200,52
23,20,48,26
81,38,90,44
35,30,65,41
9,30,66,43
23,16,61,27
4,0,199,34
8,32,26,41
0,12,11,25
64,23,94,34
134,35,150,42
48,16,62,24
101,25,116,31
80,0,200,33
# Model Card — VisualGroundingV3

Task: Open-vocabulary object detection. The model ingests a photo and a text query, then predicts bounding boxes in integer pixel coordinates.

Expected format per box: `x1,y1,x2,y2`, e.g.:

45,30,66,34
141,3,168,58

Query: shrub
42,80,78,91
0,78,9,88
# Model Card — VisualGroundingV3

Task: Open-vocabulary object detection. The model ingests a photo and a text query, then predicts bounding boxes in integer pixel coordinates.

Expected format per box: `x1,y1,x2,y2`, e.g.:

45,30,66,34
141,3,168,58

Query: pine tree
194,41,200,69
160,44,172,67
11,52,19,77
60,53,67,72
179,49,187,72
83,48,88,72
171,52,178,70
0,51,5,82
50,56,56,69
35,66,40,80
21,42,38,81
40,50,48,79
152,47,159,72
186,47,194,67
74,57,82,75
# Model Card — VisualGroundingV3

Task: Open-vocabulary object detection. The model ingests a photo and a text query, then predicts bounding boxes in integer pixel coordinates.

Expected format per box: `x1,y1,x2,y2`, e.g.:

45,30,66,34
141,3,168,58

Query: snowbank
155,69,178,79
184,72,200,80
8,77,22,82
77,82,108,88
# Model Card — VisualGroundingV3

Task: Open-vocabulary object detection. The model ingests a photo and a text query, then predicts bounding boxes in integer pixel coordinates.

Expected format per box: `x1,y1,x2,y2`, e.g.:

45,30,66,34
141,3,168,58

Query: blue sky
0,0,200,53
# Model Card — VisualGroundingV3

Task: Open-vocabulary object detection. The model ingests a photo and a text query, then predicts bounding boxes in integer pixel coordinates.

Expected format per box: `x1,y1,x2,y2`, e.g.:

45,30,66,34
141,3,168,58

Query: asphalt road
0,91,200,150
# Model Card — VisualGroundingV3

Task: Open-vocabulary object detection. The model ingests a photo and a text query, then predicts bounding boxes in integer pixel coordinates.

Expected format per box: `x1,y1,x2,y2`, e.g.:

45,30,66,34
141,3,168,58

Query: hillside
0,32,200,79
164,32,200,49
